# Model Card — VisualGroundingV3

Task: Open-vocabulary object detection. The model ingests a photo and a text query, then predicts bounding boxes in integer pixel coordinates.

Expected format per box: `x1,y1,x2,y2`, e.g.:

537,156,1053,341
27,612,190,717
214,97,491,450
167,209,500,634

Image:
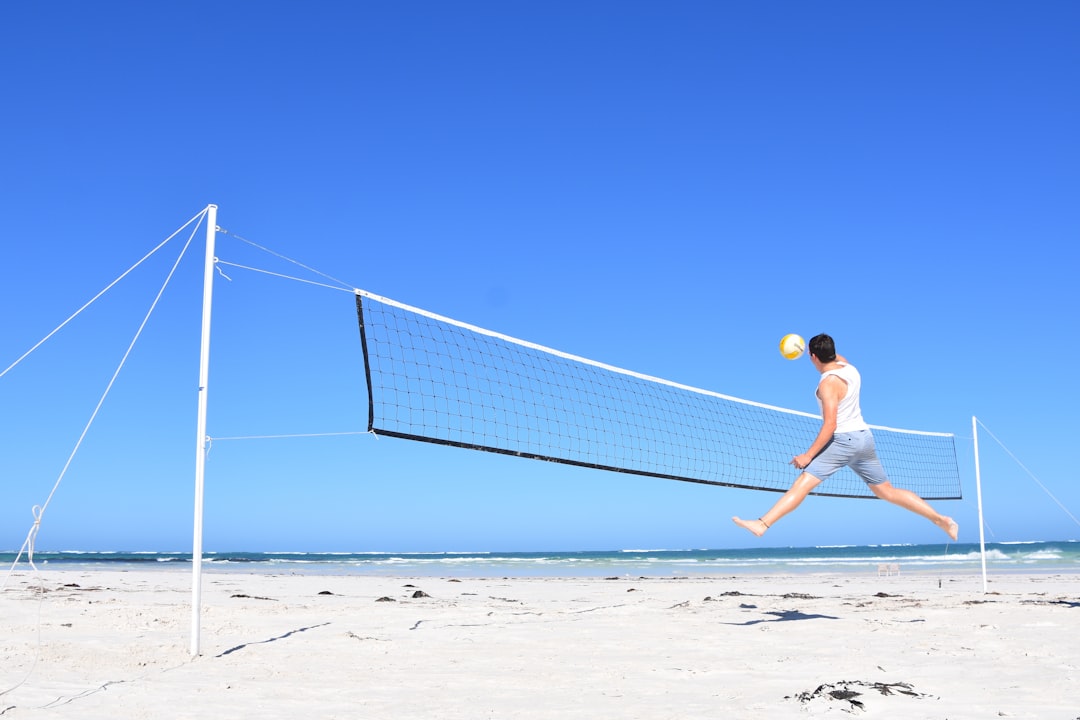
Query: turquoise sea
4,541,1079,577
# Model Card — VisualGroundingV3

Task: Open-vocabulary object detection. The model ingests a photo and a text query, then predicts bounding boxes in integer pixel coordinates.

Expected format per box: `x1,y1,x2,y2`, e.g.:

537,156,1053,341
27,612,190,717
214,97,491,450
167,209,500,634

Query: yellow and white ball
779,333,805,360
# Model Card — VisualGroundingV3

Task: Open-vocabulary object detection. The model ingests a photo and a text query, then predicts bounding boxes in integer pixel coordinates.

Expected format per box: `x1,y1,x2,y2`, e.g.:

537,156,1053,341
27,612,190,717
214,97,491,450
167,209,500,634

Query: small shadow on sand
216,622,331,657
722,610,839,626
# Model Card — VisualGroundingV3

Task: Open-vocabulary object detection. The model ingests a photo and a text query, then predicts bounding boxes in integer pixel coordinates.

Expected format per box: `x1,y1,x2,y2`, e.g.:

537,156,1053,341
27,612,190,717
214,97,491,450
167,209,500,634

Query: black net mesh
356,292,961,500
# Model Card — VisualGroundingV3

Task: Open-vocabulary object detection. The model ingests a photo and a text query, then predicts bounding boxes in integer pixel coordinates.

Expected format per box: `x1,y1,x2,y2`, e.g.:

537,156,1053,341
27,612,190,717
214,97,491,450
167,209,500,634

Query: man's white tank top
818,362,870,434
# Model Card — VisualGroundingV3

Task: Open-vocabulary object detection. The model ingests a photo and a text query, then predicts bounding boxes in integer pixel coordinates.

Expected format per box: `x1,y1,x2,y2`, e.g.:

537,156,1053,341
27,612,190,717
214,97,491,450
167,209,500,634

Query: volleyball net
355,290,961,500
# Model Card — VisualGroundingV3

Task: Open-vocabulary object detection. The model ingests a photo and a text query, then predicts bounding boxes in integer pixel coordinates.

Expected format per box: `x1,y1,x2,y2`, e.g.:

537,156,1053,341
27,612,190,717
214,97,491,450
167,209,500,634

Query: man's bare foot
937,516,959,541
732,516,769,537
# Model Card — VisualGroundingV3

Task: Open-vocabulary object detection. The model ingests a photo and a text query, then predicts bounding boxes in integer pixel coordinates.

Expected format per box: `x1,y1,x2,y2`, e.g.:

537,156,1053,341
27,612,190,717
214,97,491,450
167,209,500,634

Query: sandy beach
2,569,1077,719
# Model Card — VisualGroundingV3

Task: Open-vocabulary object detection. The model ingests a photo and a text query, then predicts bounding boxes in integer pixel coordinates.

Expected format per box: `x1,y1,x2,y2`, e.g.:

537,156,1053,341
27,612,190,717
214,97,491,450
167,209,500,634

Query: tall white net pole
973,415,988,593
190,204,218,656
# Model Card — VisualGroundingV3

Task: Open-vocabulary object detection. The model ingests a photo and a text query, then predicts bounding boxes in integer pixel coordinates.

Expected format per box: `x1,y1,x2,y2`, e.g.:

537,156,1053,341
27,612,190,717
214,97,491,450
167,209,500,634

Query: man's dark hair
809,333,837,363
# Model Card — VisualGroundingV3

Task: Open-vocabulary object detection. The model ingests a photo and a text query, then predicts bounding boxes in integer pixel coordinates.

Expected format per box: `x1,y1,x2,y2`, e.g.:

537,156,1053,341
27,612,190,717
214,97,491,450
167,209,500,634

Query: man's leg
870,481,958,540
732,472,823,536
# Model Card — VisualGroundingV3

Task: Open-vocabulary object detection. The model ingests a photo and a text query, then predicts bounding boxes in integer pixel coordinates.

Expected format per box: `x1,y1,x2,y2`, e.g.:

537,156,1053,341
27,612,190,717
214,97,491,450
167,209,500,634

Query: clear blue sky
2,1,1077,553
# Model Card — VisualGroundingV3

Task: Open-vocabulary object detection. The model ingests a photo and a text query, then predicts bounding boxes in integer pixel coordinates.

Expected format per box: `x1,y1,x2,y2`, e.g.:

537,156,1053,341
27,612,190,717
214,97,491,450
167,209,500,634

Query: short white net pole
973,415,988,593
191,204,218,656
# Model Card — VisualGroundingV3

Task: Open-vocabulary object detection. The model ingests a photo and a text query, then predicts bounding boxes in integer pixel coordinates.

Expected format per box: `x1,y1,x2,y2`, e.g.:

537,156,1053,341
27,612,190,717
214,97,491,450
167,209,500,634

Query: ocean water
4,541,1079,577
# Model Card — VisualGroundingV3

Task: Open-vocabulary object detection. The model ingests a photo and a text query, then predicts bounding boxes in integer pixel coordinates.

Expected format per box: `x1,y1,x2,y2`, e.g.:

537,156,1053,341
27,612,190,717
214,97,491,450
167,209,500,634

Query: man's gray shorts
804,429,889,486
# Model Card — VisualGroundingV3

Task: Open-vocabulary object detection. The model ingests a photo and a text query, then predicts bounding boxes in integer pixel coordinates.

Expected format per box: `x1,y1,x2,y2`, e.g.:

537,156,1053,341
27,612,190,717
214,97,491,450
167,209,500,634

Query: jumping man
732,333,958,540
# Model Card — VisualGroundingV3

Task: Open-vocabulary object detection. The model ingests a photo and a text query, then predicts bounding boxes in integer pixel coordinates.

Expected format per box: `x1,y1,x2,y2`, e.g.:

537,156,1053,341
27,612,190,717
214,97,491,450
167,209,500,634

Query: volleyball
779,333,805,360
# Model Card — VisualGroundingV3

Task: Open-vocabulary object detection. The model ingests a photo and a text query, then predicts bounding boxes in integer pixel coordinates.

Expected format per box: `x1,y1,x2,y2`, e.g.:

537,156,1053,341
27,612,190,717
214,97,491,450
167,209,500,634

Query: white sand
2,569,1078,719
